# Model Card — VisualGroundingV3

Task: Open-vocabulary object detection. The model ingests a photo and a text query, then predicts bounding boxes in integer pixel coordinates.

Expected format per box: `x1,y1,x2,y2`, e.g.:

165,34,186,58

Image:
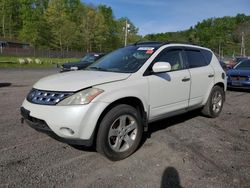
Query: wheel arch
93,97,148,146
202,81,226,105
214,82,225,91
214,82,226,101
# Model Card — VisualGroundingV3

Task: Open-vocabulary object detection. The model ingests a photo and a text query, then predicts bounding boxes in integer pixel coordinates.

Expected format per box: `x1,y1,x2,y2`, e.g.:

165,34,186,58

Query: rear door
184,48,214,107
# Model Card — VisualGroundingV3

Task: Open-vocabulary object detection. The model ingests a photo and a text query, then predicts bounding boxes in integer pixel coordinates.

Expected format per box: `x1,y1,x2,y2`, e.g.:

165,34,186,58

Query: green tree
144,15,250,56
19,0,41,47
0,0,20,38
45,0,77,52
78,6,108,52
98,5,119,51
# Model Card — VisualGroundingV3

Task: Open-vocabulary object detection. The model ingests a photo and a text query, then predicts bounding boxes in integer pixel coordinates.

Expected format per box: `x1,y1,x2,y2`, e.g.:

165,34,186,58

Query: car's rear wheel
96,104,143,161
202,85,225,118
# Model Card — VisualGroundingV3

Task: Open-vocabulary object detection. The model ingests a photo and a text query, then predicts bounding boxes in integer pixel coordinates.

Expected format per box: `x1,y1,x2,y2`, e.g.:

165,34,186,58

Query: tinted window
186,50,207,68
234,60,250,70
236,57,248,63
201,49,212,64
155,49,184,71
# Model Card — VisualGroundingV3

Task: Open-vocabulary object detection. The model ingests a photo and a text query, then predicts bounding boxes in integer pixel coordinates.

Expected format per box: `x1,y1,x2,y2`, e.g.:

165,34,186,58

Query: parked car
227,59,250,89
60,53,105,72
219,60,227,72
21,42,226,160
226,56,249,69
235,57,248,63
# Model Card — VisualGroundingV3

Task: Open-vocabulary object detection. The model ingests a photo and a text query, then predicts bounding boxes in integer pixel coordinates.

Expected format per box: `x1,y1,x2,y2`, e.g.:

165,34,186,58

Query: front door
147,48,191,120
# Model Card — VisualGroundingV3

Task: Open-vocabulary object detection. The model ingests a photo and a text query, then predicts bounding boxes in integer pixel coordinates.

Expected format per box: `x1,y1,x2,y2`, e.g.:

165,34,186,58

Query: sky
83,0,250,36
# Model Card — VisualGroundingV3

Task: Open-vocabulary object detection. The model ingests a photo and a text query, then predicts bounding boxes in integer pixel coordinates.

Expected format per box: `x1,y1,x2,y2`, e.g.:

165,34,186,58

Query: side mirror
152,62,171,73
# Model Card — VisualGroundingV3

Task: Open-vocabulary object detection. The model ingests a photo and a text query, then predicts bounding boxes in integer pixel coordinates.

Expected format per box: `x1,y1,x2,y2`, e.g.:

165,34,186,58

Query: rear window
186,50,208,68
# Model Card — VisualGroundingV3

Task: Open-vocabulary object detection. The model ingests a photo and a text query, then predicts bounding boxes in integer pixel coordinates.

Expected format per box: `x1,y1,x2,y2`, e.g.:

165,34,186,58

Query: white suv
21,42,226,160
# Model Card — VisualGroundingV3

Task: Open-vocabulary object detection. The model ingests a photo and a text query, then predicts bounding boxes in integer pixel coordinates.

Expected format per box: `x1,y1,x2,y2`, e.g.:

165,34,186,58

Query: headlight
57,88,104,106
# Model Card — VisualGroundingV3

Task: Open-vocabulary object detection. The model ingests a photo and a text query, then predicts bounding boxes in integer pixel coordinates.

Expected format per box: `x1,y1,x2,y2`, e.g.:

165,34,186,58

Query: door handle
182,77,190,82
208,74,214,78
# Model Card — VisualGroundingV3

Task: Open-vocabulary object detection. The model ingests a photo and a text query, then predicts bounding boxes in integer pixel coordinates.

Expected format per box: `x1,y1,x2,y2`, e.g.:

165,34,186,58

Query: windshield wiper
87,66,108,72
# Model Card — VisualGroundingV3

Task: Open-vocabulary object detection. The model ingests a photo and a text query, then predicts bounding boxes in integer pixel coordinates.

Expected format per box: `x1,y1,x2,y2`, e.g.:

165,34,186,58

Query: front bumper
21,107,93,146
21,99,109,145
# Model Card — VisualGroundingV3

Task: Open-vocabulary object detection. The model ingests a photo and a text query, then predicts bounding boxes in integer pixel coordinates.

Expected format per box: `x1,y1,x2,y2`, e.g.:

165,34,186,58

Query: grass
0,56,80,68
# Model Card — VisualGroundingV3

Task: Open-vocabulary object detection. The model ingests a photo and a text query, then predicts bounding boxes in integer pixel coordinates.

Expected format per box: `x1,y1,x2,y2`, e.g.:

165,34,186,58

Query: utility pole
124,19,130,46
240,32,246,57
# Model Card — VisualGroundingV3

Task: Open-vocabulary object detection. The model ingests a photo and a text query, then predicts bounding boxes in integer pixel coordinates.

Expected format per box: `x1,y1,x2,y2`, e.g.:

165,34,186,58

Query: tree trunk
59,31,63,57
2,13,5,38
9,14,12,37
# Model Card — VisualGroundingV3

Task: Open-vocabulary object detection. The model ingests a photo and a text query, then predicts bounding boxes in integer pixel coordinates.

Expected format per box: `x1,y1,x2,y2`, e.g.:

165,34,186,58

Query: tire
96,104,143,161
201,85,225,118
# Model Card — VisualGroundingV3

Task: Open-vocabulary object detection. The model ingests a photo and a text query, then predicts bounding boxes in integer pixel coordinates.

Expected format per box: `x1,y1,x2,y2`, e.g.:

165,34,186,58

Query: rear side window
201,49,213,64
186,50,207,68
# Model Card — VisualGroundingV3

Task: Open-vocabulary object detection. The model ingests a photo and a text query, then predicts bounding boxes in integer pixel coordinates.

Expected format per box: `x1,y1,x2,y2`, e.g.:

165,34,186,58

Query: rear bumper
20,107,93,146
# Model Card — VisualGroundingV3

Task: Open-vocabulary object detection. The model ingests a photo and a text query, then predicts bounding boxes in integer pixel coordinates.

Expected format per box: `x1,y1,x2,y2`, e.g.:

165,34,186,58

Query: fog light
60,127,74,136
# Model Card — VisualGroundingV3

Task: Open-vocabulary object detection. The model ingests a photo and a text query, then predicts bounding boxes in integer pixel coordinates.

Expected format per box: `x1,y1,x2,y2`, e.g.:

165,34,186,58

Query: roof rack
132,41,164,46
163,41,200,46
132,40,200,47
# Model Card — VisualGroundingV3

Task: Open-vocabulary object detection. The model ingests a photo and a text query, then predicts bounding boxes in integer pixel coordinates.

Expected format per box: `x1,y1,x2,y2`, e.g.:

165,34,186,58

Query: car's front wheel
96,104,143,161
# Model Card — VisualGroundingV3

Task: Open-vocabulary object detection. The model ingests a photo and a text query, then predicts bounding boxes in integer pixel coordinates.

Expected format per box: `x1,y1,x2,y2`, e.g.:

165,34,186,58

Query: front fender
95,78,149,114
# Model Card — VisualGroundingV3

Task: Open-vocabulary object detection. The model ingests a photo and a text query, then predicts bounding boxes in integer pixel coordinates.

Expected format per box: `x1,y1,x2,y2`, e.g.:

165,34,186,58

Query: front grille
27,89,73,105
230,76,248,81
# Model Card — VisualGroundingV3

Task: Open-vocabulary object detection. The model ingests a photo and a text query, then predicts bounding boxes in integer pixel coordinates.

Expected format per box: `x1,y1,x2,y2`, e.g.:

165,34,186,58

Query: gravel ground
0,68,249,188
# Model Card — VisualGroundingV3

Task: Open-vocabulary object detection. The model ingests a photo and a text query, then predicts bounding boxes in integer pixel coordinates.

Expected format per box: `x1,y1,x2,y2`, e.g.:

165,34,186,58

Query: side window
186,50,207,68
201,49,213,64
155,49,184,71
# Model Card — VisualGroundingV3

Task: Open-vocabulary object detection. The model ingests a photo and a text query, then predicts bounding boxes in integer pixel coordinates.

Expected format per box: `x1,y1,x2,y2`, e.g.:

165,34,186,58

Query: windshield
87,46,157,73
81,54,99,63
234,60,250,70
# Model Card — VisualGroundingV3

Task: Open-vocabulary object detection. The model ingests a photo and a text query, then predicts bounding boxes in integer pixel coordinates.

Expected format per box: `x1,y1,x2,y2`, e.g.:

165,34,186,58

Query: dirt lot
0,68,249,188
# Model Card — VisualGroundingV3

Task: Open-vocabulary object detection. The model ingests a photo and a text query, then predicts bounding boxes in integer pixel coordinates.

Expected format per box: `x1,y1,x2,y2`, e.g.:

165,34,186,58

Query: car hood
227,69,250,77
33,70,131,91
